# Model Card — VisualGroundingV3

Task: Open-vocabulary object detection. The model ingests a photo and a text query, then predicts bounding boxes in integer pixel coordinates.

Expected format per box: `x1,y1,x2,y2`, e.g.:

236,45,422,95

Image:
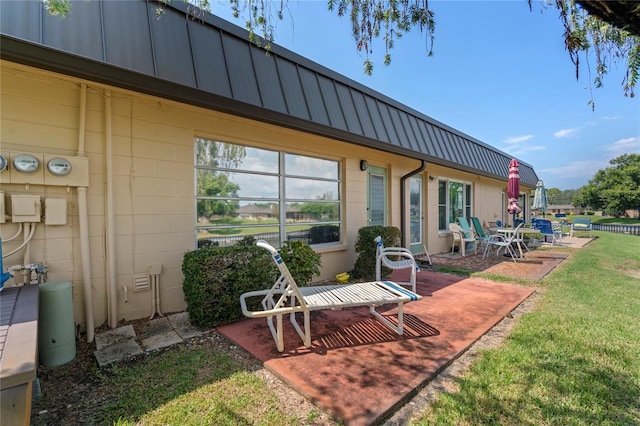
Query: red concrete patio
218,269,535,425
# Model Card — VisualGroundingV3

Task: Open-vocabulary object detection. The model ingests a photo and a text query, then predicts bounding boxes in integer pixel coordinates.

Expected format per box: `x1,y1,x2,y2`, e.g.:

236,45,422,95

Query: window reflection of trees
195,138,341,247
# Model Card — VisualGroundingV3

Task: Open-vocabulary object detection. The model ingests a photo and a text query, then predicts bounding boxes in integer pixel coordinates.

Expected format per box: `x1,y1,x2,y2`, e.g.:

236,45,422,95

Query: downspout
77,83,95,343
104,90,118,329
400,160,427,247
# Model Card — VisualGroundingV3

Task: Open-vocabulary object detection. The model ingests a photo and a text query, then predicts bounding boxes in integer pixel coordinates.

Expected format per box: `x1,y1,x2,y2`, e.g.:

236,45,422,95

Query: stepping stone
94,325,143,366
167,312,204,340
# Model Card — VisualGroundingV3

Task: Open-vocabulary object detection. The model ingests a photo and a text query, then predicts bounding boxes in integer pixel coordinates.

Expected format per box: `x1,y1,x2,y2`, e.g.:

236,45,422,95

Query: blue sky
211,0,640,190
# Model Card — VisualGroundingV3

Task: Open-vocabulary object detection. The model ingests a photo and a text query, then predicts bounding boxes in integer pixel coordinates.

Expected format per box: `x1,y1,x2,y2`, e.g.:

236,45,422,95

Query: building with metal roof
0,0,538,332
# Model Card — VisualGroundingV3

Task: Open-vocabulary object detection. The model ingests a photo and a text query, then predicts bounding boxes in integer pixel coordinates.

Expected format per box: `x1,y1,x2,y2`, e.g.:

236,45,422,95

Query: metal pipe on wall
104,90,118,329
77,83,95,343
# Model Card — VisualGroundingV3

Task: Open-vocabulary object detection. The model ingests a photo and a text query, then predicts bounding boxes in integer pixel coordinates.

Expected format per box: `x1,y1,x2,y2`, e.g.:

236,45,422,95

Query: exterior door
409,176,423,253
367,166,387,226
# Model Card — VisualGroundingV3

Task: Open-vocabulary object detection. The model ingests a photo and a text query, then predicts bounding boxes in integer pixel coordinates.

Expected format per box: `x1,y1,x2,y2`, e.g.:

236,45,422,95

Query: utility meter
13,154,40,173
47,157,72,176
0,154,7,172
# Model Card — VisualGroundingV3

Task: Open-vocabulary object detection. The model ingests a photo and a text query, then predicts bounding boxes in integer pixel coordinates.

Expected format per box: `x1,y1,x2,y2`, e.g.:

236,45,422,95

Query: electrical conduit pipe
77,83,95,343
104,90,118,329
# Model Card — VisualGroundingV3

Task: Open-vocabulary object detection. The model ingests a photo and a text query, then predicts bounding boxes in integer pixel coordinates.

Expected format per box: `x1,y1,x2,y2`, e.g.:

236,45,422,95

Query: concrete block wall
1,61,514,327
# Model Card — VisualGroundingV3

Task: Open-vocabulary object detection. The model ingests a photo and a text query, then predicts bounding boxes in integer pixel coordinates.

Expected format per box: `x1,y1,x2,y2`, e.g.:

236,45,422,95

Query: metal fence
592,224,640,236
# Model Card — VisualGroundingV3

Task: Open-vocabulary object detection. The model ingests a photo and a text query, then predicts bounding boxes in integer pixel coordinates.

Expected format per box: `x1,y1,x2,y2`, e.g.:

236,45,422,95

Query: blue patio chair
457,217,480,253
570,218,592,238
533,219,558,245
470,217,495,251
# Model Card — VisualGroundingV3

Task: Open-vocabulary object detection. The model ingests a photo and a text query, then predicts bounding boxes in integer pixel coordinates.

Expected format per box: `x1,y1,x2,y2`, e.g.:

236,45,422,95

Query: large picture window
195,138,341,248
438,179,473,231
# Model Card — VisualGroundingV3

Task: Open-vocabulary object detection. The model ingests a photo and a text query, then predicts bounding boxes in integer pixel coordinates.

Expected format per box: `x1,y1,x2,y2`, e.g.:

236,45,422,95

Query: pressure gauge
47,157,72,176
0,154,7,172
13,154,40,173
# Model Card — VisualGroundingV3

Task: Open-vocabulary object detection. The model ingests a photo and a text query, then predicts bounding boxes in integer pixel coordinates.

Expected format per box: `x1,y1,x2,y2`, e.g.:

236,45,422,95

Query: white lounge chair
374,236,418,292
240,240,422,352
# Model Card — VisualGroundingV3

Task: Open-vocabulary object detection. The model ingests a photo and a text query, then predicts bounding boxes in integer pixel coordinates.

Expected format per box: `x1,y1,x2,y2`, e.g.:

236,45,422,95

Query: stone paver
94,314,205,365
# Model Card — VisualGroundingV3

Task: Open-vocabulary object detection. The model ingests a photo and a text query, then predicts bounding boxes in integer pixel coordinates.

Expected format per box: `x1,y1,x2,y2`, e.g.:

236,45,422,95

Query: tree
576,154,640,217
40,0,639,107
546,188,562,205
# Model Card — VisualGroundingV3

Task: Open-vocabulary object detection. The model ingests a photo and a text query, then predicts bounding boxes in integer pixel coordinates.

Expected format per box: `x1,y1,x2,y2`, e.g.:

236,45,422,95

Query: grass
81,347,316,425
580,215,639,225
54,229,639,425
412,230,640,425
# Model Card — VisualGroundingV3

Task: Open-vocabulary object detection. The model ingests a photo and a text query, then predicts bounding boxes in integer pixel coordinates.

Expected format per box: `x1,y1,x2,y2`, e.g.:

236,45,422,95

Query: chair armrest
380,248,416,260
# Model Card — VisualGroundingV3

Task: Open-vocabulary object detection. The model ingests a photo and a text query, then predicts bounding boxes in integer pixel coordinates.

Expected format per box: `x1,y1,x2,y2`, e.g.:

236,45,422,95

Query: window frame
437,178,473,232
194,138,343,248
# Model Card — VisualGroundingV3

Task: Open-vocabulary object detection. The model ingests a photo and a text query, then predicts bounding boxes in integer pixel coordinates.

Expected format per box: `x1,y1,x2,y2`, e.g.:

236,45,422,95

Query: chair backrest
457,217,475,239
496,220,503,228
572,218,592,229
505,223,525,243
256,240,307,306
534,219,553,234
374,235,385,257
514,218,525,227
470,217,486,238
448,223,462,240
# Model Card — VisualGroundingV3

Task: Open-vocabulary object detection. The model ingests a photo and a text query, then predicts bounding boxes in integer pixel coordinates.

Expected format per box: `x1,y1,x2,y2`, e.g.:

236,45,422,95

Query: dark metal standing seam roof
0,0,539,186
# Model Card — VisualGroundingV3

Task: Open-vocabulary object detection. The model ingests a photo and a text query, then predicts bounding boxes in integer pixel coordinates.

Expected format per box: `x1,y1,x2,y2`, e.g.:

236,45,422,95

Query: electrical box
10,194,42,223
0,190,5,224
45,198,67,225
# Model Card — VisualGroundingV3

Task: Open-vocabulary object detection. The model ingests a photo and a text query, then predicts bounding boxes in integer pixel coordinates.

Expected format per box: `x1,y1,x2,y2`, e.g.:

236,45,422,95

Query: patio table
496,227,540,259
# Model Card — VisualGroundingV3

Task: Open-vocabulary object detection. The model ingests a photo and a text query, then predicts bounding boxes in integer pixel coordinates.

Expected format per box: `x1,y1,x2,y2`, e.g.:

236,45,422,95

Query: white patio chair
374,236,417,293
482,223,523,263
448,223,478,257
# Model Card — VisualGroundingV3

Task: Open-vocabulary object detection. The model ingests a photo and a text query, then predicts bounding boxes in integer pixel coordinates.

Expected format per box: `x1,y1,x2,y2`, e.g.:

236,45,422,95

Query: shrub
278,240,322,285
182,246,276,327
352,226,402,280
182,239,322,327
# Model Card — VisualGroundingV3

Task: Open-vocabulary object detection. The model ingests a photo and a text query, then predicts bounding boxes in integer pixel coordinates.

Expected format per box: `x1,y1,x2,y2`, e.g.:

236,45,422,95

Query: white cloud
553,128,578,138
539,159,607,181
500,134,544,156
503,134,534,144
604,136,640,156
503,144,546,157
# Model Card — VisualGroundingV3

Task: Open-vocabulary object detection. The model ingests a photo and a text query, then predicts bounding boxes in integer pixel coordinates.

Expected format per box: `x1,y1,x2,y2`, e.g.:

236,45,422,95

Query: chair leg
482,242,491,259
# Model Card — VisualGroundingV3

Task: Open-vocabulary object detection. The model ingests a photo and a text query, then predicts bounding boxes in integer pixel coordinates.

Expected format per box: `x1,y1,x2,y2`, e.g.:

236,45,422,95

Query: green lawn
566,214,639,225
46,230,639,425
413,230,640,425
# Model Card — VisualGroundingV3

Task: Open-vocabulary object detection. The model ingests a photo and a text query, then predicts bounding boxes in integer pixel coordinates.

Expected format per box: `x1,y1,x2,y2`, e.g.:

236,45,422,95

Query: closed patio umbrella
507,159,521,226
532,180,548,217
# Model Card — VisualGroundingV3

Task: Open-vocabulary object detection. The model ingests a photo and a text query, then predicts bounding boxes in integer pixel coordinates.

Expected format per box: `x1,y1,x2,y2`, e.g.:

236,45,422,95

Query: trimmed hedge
182,245,277,327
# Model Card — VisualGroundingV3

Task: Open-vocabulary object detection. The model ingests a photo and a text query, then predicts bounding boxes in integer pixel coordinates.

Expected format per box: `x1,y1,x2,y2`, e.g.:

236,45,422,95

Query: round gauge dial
0,154,7,172
47,158,72,176
13,154,40,173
